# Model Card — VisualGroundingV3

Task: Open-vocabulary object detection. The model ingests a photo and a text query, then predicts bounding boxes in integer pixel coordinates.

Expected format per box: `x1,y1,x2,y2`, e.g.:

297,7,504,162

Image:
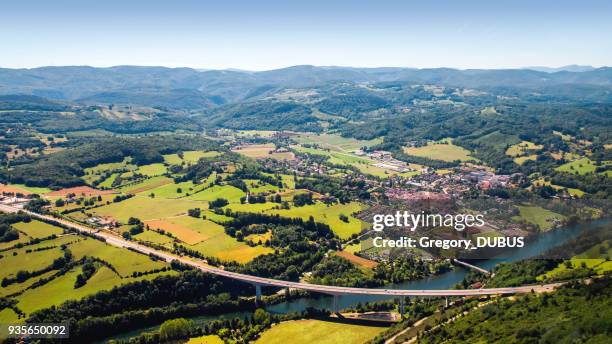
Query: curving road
0,204,563,297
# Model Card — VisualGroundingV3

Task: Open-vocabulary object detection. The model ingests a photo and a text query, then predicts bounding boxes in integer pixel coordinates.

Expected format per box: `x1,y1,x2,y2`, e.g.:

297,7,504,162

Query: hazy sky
1,0,610,70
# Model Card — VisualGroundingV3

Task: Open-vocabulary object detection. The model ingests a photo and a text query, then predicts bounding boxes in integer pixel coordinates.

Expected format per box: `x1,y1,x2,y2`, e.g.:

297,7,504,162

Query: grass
505,141,543,157
403,139,476,162
134,230,175,247
472,131,521,150
148,180,209,198
514,155,538,165
145,216,216,245
513,205,566,231
555,157,611,176
0,308,19,323
266,202,366,239
88,195,205,222
531,178,585,197
244,179,280,193
12,220,64,239
0,247,64,280
0,183,52,195
119,176,173,194
163,151,221,165
137,163,168,176
187,185,246,203
187,335,224,344
255,319,386,344
15,266,175,315
225,202,279,213
293,133,382,152
69,238,167,276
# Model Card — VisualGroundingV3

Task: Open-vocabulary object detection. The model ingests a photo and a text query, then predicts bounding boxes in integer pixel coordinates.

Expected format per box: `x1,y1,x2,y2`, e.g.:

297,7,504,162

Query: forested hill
1,65,611,106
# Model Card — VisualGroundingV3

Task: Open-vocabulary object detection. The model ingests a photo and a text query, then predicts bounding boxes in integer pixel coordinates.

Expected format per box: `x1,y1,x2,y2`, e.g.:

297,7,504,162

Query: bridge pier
332,294,340,314
255,284,262,304
445,296,449,308
399,297,405,318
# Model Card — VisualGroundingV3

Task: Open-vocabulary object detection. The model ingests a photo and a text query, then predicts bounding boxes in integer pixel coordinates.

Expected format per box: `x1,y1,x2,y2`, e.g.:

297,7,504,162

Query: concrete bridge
0,205,563,314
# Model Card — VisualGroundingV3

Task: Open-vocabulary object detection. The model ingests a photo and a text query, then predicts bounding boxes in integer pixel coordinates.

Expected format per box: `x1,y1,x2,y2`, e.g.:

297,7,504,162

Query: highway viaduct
0,204,563,315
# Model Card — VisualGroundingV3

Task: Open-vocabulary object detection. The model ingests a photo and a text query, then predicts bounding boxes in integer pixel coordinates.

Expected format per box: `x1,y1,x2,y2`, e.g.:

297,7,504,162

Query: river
103,218,608,342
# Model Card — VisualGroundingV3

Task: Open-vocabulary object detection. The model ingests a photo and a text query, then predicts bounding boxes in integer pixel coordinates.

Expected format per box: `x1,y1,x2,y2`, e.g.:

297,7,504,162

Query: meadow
255,319,386,344
12,220,64,239
513,205,566,231
163,150,221,165
265,202,366,239
86,196,205,223
403,139,476,162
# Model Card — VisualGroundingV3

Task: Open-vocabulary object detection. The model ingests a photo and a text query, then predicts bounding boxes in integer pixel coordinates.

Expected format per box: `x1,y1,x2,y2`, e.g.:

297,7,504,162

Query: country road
0,204,564,297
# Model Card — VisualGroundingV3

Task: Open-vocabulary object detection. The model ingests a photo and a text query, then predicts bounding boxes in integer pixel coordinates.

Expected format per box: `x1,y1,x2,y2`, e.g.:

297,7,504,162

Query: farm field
0,183,52,195
118,176,173,194
145,215,272,263
12,220,64,239
68,238,168,276
15,266,176,316
505,141,543,157
232,144,295,160
255,319,386,344
513,205,565,231
265,202,366,239
403,139,476,162
335,250,378,269
148,180,210,198
186,185,246,203
556,157,611,176
163,150,221,165
293,133,382,152
45,186,116,197
87,195,204,222
186,335,224,344
531,178,585,197
137,163,168,176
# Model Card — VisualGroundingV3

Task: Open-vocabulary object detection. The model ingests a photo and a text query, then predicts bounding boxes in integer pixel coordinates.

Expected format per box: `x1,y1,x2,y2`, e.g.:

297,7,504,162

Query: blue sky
1,0,610,70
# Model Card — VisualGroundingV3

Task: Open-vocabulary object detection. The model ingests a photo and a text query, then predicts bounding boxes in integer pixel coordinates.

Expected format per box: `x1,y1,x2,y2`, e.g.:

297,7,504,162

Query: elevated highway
0,204,563,312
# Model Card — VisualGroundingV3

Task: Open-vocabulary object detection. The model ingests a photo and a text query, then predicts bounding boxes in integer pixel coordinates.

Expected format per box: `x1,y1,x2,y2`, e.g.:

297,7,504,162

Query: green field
403,139,476,162
0,308,19,323
148,180,210,198
187,335,224,344
68,238,168,276
12,220,64,239
163,150,221,165
472,131,521,150
556,157,610,176
225,202,279,213
266,202,366,239
119,176,173,194
0,246,64,280
88,195,205,222
505,141,543,157
186,185,246,203
15,266,175,315
255,319,386,344
293,133,382,152
8,183,53,194
513,205,566,231
137,163,168,176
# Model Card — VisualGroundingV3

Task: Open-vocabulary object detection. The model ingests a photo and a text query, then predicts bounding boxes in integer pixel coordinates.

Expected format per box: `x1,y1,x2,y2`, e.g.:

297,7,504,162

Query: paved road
0,204,563,297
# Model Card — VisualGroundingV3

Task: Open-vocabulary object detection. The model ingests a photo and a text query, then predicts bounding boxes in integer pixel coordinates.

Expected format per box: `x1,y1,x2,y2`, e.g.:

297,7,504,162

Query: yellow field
255,319,386,344
505,141,543,157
